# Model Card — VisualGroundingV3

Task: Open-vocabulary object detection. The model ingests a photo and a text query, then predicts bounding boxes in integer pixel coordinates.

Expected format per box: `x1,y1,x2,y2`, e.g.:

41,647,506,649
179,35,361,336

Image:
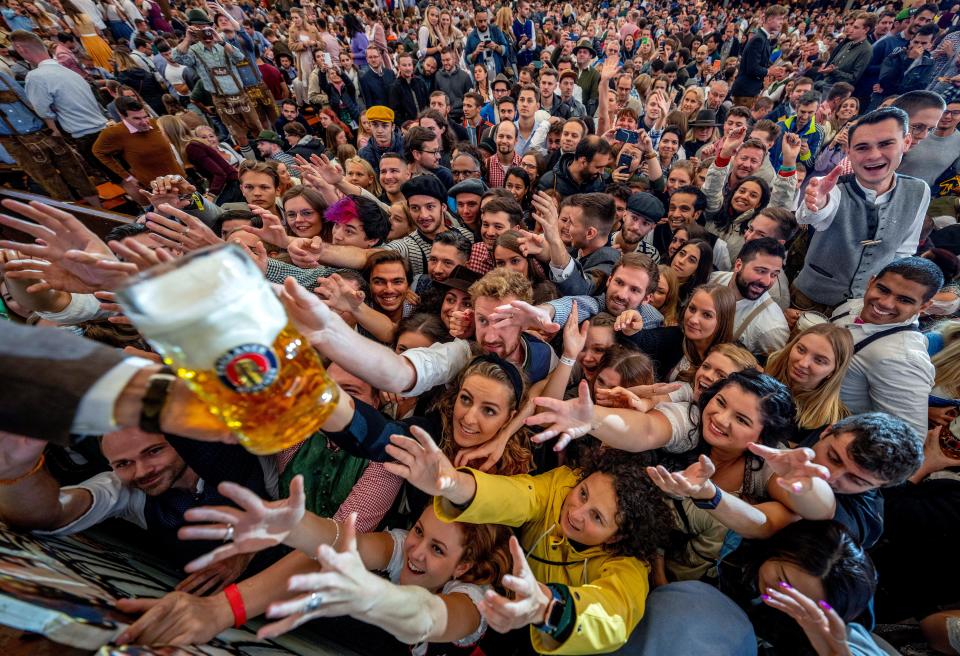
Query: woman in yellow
64,0,112,70
385,428,674,655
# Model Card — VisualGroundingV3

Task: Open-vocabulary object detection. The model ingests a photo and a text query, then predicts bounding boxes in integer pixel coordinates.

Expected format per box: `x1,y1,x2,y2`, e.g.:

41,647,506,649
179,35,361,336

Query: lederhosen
195,53,262,140
235,56,278,123
0,77,95,199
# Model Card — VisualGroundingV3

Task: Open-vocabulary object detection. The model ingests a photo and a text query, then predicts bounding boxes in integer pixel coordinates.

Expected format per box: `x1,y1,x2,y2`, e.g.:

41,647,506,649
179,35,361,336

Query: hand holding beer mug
117,244,339,455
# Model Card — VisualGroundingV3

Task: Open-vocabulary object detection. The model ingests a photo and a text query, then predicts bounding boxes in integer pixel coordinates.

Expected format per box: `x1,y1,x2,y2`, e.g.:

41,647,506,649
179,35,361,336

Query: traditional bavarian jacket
174,42,246,97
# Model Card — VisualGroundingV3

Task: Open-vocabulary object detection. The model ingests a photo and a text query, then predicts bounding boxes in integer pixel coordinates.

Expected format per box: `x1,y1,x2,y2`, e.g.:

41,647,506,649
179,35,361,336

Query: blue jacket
878,48,936,96
855,33,908,100
465,26,510,75
769,115,824,172
358,130,404,173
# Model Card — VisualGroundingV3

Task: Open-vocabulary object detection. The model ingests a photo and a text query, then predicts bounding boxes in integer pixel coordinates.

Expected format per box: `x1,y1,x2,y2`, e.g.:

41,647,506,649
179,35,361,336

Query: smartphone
713,60,721,72
618,153,634,170
615,128,640,144
323,52,332,67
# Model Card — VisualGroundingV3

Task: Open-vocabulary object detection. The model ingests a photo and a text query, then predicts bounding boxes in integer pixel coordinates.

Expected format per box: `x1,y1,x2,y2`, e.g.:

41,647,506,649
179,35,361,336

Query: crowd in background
0,0,959,655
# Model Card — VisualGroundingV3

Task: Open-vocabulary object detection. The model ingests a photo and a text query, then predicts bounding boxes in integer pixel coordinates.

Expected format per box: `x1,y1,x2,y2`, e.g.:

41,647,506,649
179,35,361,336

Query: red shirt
258,63,287,101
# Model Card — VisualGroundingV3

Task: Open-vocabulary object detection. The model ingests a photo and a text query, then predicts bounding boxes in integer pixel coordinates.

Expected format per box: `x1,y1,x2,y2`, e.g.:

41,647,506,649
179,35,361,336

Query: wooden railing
0,189,135,242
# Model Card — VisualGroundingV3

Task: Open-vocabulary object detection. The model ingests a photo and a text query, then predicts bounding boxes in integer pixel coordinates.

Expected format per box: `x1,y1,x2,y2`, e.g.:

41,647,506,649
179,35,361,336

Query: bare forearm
2,275,70,313
318,244,378,269
0,469,85,529
351,305,398,343
590,408,671,452
705,494,791,539
774,478,836,521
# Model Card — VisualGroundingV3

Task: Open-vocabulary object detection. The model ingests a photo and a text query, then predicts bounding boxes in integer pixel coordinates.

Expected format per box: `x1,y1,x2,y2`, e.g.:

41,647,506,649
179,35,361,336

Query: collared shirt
709,271,789,356
514,118,550,156
796,174,928,261
467,242,495,274
831,299,933,436
0,71,43,136
54,44,87,78
121,118,151,134
486,152,521,188
548,293,663,331
174,43,246,96
24,60,107,138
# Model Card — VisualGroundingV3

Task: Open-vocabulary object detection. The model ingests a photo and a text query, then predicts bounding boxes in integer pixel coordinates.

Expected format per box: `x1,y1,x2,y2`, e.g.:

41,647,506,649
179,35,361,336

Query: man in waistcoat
791,107,929,314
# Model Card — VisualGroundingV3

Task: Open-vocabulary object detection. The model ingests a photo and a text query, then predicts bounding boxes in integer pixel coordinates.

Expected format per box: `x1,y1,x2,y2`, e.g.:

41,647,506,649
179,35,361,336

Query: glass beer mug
117,244,338,455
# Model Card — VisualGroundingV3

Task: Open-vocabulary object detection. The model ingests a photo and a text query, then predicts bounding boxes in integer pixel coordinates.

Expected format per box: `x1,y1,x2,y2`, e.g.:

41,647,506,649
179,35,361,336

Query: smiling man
793,107,930,312
829,257,942,436
709,238,789,357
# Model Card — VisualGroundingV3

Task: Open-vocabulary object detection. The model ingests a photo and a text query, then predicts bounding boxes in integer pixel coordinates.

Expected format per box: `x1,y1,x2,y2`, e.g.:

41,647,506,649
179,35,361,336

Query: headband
471,354,524,409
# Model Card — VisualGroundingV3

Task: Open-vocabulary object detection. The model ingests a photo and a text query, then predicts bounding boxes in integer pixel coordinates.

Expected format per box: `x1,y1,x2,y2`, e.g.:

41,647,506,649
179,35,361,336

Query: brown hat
435,265,482,292
559,69,578,83
574,38,596,56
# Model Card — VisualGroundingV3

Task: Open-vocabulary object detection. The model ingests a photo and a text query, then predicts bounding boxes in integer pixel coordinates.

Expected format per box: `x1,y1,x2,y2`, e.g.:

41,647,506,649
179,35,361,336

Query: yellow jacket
435,466,650,655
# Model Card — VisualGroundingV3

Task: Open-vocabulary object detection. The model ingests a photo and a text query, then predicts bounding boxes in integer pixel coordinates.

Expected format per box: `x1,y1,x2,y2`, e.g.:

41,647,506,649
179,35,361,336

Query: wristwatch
692,482,723,510
139,369,177,434
537,585,566,633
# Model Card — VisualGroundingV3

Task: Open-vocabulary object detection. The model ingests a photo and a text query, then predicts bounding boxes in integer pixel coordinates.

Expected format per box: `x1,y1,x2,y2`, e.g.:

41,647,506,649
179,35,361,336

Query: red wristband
715,155,732,167
224,584,247,628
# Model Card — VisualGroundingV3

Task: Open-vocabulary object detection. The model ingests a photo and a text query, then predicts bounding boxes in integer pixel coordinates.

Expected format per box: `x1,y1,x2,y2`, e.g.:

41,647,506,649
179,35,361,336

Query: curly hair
456,520,515,594
826,413,924,486
577,448,675,564
431,359,533,476
468,268,533,304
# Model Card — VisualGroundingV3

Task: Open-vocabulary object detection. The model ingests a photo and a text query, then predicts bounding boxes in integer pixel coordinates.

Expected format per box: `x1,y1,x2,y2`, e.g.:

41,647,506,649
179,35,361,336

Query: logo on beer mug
216,344,280,393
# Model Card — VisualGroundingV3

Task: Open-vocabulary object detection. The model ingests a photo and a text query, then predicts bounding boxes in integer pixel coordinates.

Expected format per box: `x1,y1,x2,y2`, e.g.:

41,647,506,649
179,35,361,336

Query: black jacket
359,66,396,108
388,75,430,125
730,29,771,97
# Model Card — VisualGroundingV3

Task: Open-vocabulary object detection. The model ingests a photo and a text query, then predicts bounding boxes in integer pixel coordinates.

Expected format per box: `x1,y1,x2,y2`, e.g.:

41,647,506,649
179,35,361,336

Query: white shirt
710,271,789,356
35,471,148,536
831,299,934,436
71,357,153,435
401,338,557,397
796,176,928,261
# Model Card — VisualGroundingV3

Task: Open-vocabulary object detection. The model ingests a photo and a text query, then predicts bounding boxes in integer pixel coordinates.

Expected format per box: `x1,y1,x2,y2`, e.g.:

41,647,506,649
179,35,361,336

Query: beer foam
121,247,287,369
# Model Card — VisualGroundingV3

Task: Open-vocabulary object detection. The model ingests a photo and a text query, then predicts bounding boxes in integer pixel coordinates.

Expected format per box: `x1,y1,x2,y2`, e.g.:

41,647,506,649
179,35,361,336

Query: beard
735,273,768,300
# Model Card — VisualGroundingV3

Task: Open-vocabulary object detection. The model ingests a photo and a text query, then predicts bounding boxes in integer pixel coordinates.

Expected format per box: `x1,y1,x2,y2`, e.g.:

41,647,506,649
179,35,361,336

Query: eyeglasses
285,209,317,220
942,109,960,117
909,123,932,137
453,169,480,178
418,148,442,156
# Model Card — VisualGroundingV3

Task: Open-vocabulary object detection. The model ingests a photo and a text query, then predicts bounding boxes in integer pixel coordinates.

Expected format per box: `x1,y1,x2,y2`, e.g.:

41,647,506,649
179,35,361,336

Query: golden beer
117,244,338,455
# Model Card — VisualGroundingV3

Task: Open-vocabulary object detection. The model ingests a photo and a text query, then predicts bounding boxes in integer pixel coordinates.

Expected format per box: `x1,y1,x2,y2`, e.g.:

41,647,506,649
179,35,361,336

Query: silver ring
305,592,323,612
223,524,234,542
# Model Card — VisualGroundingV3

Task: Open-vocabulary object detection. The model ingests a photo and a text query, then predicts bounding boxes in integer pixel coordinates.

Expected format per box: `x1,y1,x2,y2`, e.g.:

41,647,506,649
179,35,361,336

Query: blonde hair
932,320,960,398
157,115,200,162
766,323,853,429
708,343,760,373
345,156,383,197
468,268,533,304
656,264,680,326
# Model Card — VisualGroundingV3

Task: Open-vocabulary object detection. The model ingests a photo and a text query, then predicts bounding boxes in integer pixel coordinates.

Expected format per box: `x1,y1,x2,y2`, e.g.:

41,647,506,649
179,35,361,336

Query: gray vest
796,174,925,306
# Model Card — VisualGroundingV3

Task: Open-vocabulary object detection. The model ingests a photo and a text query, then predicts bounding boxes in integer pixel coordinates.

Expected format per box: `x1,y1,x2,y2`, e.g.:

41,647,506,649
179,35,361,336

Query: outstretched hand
383,425,459,497
478,536,550,633
747,443,830,494
646,455,717,500
804,166,841,213
526,379,595,451
178,475,307,572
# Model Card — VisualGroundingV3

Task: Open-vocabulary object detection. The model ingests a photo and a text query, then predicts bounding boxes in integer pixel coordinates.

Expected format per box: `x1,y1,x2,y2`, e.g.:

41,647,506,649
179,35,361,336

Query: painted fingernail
818,600,832,611
761,594,771,601
778,581,792,589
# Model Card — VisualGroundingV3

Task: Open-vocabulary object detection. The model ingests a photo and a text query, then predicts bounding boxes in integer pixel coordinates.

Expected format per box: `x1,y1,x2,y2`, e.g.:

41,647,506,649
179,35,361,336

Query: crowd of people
0,0,959,654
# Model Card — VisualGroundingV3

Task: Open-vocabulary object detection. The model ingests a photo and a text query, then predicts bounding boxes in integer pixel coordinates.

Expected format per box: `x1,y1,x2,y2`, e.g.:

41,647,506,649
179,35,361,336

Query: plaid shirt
486,152,522,188
547,293,664,330
467,242,495,275
266,259,339,288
